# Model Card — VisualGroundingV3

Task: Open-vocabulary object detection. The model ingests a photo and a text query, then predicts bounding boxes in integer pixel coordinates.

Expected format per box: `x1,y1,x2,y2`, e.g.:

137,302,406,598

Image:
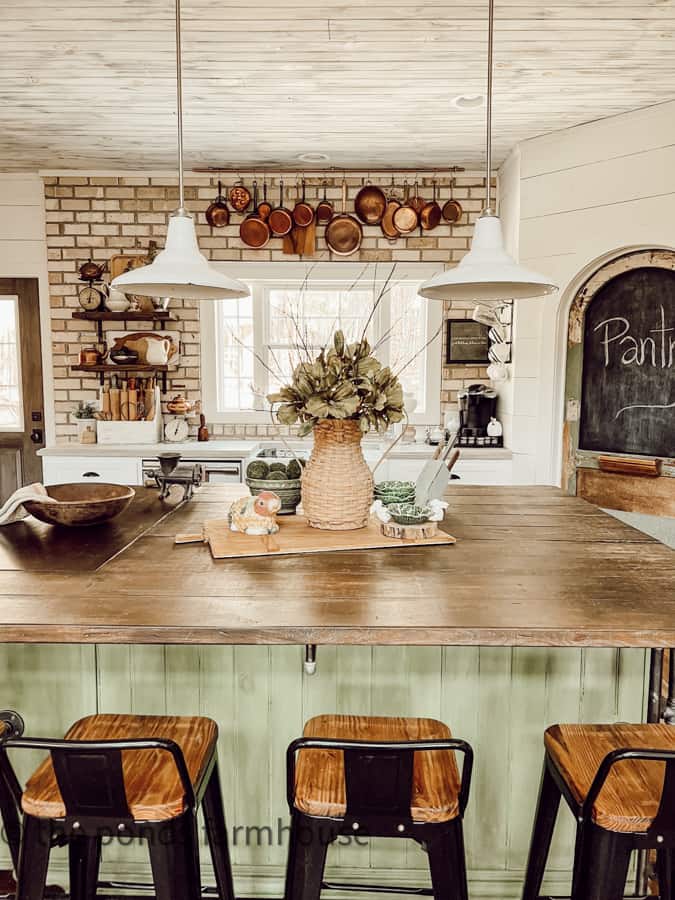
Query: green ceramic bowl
387,502,431,525
374,480,416,504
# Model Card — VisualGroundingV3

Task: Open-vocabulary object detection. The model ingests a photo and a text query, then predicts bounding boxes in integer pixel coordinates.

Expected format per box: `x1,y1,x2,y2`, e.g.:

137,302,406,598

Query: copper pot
409,181,426,215
79,345,104,366
268,180,294,236
419,181,442,231
325,179,362,256
292,178,315,227
354,181,387,225
240,182,271,249
229,181,251,213
78,259,106,281
442,179,464,224
315,181,333,224
392,181,419,234
205,180,230,228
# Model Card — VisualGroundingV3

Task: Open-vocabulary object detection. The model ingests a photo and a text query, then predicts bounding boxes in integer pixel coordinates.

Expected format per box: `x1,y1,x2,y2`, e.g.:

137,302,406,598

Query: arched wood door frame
562,248,675,513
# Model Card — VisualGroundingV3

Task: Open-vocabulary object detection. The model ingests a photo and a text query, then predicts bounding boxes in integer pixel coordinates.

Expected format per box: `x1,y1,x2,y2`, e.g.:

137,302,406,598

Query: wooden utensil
292,178,315,227
205,180,230,228
354,180,387,225
268,179,294,236
442,178,463,224
415,433,460,507
325,179,363,256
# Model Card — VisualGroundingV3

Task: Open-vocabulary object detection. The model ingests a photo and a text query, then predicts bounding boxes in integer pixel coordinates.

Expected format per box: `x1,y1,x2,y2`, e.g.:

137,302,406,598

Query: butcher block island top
0,485,672,648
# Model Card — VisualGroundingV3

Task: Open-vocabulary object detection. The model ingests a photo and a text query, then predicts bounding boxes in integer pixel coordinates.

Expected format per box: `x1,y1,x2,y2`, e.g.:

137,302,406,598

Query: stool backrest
287,737,473,828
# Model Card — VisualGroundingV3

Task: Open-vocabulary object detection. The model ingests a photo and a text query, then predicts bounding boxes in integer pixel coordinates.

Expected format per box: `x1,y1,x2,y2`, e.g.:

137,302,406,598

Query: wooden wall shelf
72,310,176,322
71,364,170,390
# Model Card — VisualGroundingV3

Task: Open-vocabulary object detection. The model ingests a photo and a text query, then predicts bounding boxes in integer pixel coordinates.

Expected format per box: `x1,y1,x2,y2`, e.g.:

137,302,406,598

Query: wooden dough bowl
24,483,135,527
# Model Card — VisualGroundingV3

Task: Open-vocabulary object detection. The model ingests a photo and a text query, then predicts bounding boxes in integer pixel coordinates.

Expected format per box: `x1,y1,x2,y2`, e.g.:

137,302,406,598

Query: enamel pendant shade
419,215,558,302
112,211,249,301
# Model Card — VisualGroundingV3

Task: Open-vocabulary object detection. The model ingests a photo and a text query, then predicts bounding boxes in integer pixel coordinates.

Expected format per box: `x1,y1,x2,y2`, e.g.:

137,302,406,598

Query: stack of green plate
387,502,431,525
374,480,416,505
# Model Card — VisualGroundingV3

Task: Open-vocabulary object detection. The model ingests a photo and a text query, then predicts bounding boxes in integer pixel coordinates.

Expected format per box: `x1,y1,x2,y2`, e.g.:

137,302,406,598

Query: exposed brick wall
44,172,490,442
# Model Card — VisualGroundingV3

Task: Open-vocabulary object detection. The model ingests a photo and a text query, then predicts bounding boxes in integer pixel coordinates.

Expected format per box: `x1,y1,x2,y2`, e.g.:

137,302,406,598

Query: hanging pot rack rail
192,166,467,175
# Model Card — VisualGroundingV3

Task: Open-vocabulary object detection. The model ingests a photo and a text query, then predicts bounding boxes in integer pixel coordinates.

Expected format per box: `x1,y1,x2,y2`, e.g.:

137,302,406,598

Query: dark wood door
0,279,44,501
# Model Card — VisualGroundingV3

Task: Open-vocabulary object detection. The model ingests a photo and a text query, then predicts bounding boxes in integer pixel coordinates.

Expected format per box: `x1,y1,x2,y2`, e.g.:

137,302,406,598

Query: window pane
219,293,256,410
388,284,428,414
0,298,22,429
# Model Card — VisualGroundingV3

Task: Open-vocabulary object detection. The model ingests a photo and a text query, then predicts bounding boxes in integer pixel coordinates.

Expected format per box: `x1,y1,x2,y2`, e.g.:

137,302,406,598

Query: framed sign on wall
445,319,490,364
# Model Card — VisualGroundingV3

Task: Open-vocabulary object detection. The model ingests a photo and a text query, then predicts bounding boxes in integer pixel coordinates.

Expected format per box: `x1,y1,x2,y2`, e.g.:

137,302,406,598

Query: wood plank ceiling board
0,0,674,170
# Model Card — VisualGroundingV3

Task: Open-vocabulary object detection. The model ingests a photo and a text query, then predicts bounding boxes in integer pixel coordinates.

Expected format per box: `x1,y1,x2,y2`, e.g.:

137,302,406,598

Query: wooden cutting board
175,514,455,559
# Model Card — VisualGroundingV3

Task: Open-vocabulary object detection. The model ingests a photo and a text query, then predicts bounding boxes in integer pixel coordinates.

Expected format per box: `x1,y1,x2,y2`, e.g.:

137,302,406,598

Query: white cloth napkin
0,483,55,526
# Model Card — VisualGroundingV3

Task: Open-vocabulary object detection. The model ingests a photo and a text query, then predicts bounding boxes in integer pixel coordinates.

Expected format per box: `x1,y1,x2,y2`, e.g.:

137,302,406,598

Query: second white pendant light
419,0,557,303
112,0,248,302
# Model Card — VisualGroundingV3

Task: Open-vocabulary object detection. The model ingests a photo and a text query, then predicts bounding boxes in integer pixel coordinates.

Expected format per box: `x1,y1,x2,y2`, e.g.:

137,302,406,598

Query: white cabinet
42,456,142,486
367,453,514,485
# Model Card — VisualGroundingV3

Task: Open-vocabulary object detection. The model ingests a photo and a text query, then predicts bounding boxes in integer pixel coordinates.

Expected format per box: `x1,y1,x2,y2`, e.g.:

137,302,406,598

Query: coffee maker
457,384,501,447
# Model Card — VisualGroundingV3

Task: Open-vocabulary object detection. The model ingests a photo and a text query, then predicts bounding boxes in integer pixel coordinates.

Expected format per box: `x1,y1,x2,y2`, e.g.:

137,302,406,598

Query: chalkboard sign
579,266,675,458
445,320,490,364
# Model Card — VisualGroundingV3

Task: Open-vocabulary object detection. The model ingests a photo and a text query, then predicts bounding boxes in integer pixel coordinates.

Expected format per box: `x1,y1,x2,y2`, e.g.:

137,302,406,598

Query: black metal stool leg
522,758,562,900
148,811,202,900
284,811,334,900
202,759,235,900
571,824,632,900
426,820,469,900
69,835,102,900
657,848,674,900
15,815,51,900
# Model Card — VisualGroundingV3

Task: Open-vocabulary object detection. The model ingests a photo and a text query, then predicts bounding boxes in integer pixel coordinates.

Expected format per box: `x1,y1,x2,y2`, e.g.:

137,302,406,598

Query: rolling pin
120,388,129,421
109,387,121,421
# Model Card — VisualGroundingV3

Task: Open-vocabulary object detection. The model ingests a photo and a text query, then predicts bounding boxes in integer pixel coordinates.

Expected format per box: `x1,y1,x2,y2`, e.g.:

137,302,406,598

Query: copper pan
325,179,362,256
419,180,442,231
409,180,426,215
392,181,418,235
381,179,401,241
316,180,333,224
293,178,315,227
442,178,463,224
268,179,294,236
229,180,251,213
257,177,272,221
205,180,230,228
240,182,270,249
354,180,387,225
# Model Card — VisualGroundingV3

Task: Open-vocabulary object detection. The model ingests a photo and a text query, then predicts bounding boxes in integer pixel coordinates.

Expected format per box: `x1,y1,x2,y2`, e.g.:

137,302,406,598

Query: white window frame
200,262,442,425
0,295,24,433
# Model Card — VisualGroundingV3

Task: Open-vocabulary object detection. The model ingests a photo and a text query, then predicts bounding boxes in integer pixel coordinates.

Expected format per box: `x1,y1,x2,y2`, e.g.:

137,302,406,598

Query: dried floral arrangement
235,264,441,437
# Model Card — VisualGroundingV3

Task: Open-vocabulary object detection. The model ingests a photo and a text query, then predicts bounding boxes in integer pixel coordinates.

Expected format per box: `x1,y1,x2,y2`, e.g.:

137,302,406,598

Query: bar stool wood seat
285,714,473,900
22,713,218,822
0,710,235,900
295,715,461,823
523,723,675,900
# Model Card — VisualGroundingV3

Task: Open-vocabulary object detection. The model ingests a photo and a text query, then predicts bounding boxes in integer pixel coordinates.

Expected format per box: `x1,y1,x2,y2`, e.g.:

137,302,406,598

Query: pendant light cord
174,0,186,214
484,0,494,216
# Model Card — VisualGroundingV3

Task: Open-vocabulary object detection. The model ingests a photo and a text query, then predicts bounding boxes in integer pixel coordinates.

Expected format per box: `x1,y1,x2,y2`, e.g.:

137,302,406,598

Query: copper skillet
205,180,230,228
325,179,362,256
257,177,272,221
240,182,270,249
381,179,401,241
420,180,442,231
354,180,387,225
229,180,251,213
442,178,463,224
268,179,294,237
392,181,418,235
316,181,333,224
293,178,314,227
409,180,426,216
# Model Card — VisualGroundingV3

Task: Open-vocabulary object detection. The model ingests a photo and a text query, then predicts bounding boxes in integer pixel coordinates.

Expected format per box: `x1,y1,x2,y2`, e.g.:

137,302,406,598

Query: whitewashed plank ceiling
1,0,674,171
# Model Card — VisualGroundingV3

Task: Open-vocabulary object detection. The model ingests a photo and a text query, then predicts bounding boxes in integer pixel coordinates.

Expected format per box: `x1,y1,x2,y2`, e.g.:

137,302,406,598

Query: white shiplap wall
0,175,54,443
500,99,675,486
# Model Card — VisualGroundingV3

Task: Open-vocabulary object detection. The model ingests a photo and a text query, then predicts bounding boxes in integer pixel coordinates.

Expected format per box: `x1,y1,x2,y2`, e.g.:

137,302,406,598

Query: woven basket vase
301,419,374,530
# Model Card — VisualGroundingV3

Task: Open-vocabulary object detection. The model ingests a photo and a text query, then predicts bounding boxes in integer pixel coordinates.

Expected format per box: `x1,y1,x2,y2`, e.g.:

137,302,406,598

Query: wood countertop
0,485,672,647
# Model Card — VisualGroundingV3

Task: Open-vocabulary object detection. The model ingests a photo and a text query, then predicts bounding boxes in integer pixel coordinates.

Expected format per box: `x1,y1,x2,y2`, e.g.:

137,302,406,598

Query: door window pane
0,297,22,430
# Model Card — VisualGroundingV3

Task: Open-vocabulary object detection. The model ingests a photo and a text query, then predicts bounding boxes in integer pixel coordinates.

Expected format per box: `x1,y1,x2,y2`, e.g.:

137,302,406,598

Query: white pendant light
419,0,557,302
112,0,248,302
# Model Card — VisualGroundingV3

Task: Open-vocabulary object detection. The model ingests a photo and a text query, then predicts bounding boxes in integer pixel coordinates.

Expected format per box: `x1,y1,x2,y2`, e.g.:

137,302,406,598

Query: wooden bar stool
522,723,675,900
284,714,473,900
0,711,235,900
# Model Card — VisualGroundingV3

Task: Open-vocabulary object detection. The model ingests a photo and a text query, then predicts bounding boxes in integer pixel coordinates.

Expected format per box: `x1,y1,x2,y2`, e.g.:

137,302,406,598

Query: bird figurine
229,491,282,535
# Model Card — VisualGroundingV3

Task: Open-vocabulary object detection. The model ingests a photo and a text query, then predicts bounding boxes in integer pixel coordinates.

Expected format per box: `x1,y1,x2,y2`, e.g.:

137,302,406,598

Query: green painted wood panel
0,644,647,898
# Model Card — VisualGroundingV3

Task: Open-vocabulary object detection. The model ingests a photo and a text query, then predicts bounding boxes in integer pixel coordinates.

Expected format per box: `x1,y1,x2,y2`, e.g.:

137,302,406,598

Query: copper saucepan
325,179,362,256
240,181,271,249
392,181,419,235
419,180,442,231
257,177,272,221
268,180,294,237
315,180,333,224
229,180,251,214
442,178,463,224
293,178,314,227
381,179,401,241
354,180,387,225
205,180,230,228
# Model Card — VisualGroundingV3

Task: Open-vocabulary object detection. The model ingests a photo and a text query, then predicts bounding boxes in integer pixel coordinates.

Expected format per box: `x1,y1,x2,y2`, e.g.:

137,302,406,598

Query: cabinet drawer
42,456,141,486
